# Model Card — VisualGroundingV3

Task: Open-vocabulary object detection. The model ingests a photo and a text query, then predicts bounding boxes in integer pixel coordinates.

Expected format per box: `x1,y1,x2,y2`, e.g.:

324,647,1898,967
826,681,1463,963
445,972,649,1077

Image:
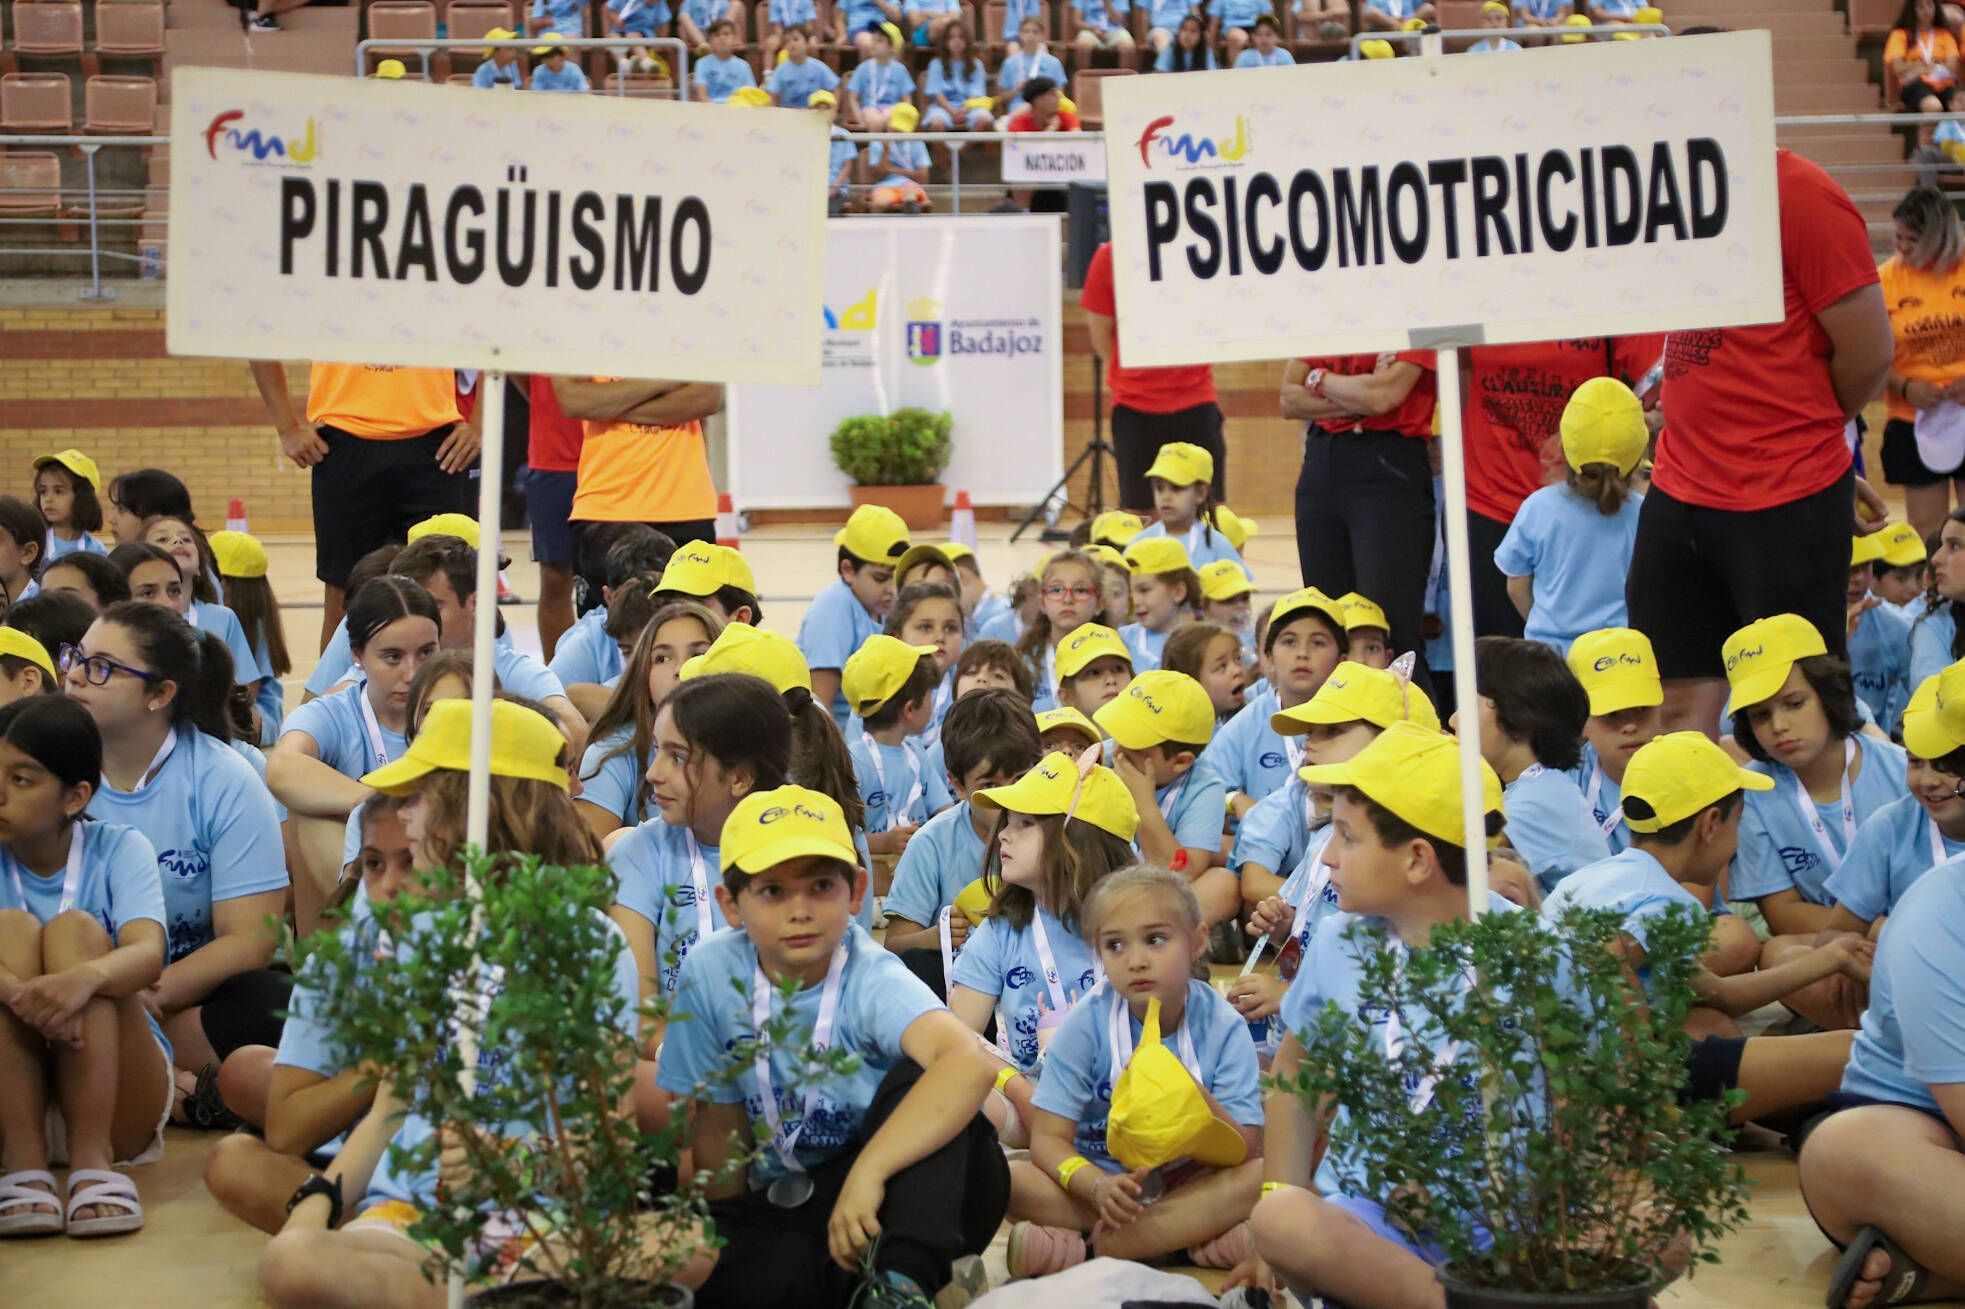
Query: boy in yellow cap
866,102,931,213
1036,706,1103,755
1054,623,1136,717
1335,592,1392,669
1565,626,1664,856
31,449,106,563
1867,521,1928,618
1847,533,1912,733
1247,721,1508,1305
800,504,911,728
1133,442,1248,575
1118,536,1200,672
529,37,591,92
1197,559,1256,663
843,634,953,851
1215,588,1350,820
472,28,526,87
0,625,58,702
656,785,1007,1307
653,540,761,626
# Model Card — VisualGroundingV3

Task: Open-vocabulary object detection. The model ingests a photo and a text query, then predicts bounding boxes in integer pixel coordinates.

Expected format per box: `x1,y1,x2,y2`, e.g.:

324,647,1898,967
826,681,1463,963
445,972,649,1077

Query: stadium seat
446,1,517,44
0,150,63,215
600,71,677,95
1069,65,1131,128
0,71,74,132
366,1,440,73
1850,0,1900,38
11,2,86,59
95,4,169,62
84,74,158,132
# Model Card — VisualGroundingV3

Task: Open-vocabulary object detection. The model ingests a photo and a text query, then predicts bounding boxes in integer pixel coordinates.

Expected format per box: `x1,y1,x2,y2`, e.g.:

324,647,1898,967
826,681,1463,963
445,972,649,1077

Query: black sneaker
248,13,281,29
177,1062,242,1131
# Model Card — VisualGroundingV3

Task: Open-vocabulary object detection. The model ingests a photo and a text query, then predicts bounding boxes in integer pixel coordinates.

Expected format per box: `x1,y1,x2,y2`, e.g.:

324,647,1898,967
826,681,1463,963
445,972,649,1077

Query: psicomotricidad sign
166,67,828,384
1097,30,1783,367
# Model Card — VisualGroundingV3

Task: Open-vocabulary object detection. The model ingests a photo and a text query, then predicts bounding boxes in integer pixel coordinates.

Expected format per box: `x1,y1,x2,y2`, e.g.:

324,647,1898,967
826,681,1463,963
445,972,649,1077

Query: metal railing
351,35,690,93
1349,20,1670,54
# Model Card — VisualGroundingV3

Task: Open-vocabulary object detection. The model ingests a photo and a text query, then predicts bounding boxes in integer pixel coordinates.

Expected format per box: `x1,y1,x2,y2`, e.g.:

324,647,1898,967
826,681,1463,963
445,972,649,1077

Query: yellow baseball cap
841,634,938,715
1903,663,1965,761
1143,442,1214,489
1035,706,1104,749
877,19,904,46
374,58,408,78
1094,670,1215,750
407,512,480,550
1400,15,1427,29
1123,536,1193,576
888,101,921,132
1058,94,1076,116
657,541,756,598
834,504,910,565
679,623,811,694
208,530,268,581
1267,586,1348,638
937,540,975,565
1565,627,1663,717
1089,511,1145,549
1481,0,1508,13
1298,720,1503,849
0,627,56,681
809,89,838,107
33,449,100,491
1561,11,1592,39
729,85,772,107
895,542,955,581
1198,559,1253,602
720,785,859,875
1084,543,1127,572
952,877,994,924
1560,377,1647,477
1850,534,1885,568
1272,661,1440,735
532,33,568,53
1211,507,1257,551
1721,614,1827,711
483,26,517,51
1055,623,1134,681
1619,731,1773,833
1360,38,1395,57
360,699,568,794
1872,522,1928,569
1634,5,1662,20
963,95,994,110
1337,592,1389,635
973,750,1139,841
1107,995,1247,1170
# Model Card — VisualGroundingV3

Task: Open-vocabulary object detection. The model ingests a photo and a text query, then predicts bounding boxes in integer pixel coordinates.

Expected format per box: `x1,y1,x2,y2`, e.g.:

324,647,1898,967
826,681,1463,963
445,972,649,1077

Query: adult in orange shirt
250,361,480,645
1887,0,1960,137
1880,186,1965,541
551,378,724,548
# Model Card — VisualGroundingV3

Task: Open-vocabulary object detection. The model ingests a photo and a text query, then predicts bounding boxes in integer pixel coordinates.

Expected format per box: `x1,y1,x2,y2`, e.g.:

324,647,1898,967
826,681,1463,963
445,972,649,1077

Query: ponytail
786,687,867,835
1566,462,1633,516
190,631,238,743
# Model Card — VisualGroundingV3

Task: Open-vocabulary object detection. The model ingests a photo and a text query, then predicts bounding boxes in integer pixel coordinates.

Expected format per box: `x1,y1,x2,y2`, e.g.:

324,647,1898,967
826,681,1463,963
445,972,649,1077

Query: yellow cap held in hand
809,88,837,107
1560,377,1648,477
729,85,773,107
0,626,56,681
841,634,938,715
33,449,100,491
1088,511,1145,549
1298,720,1503,849
952,877,994,924
1851,534,1885,568
1336,592,1389,634
1561,12,1592,39
1095,670,1215,750
1360,38,1395,57
1272,661,1439,736
1566,627,1663,718
208,530,268,581
1123,536,1193,576
1106,995,1248,1170
973,750,1139,841
658,542,756,598
360,699,568,794
374,58,408,78
1903,662,1965,762
720,785,859,875
834,504,911,565
1198,559,1253,602
1871,522,1927,569
1618,732,1773,833
1036,706,1104,749
1211,506,1257,551
1055,623,1133,681
1143,442,1214,489
680,623,812,693
1721,614,1827,712
888,101,921,132
407,512,480,550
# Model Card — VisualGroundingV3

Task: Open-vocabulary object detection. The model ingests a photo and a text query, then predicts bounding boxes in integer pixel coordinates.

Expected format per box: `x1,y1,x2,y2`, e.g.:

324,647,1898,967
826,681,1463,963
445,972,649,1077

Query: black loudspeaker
1065,183,1110,289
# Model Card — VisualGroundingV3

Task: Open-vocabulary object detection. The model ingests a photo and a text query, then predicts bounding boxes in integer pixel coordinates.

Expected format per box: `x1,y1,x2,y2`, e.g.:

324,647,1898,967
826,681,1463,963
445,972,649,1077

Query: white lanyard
1104,984,1200,1089
938,904,962,991
1238,858,1326,978
1785,740,1857,873
185,603,199,626
1583,765,1623,837
930,675,953,727
1042,646,1058,698
1384,945,1467,1113
1158,773,1189,823
4,824,85,915
355,681,391,772
1928,810,1950,869
869,61,901,102
751,944,848,1178
861,734,923,833
1177,522,1203,556
129,728,178,794
1027,907,1073,1016
683,832,714,942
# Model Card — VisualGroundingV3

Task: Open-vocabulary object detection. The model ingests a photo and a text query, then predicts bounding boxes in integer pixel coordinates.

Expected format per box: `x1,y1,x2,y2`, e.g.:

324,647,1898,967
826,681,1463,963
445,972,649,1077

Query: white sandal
0,1170,63,1237
64,1169,143,1238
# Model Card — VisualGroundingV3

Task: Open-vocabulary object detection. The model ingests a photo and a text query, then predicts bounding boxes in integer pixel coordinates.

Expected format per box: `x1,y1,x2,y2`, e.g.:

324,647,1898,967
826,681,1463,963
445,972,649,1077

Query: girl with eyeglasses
1015,551,1113,714
62,602,288,1130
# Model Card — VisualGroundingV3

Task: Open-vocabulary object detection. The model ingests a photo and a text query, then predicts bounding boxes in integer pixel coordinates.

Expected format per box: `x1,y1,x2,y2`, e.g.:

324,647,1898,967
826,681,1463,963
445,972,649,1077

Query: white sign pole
1433,354,1488,917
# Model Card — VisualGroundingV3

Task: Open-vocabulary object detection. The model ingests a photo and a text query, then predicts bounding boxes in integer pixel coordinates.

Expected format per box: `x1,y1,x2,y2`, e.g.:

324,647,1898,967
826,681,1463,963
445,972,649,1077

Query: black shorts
1626,466,1855,679
1881,416,1965,487
1901,78,1956,113
522,468,579,567
1680,1035,1747,1104
310,424,475,588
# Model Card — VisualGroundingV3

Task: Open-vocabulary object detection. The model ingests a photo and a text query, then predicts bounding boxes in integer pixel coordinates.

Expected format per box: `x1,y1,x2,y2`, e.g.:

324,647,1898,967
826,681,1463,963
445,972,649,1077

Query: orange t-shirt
571,379,716,523
1885,27,1959,86
306,364,462,439
1881,255,1965,422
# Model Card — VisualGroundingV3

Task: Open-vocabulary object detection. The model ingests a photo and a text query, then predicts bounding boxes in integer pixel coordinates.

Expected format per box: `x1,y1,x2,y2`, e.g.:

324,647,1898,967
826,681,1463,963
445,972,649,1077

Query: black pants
1293,428,1438,696
695,1058,1009,1309
310,424,475,587
1110,402,1226,511
198,967,294,1061
1466,511,1526,640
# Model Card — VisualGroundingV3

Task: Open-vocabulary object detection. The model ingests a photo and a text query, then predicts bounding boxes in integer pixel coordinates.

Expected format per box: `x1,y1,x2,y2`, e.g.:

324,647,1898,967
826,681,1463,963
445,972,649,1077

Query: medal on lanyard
4,823,86,915
1384,945,1467,1113
1029,908,1075,1049
1584,766,1623,837
1786,740,1857,873
356,680,392,772
129,728,178,794
683,833,714,943
753,944,847,1208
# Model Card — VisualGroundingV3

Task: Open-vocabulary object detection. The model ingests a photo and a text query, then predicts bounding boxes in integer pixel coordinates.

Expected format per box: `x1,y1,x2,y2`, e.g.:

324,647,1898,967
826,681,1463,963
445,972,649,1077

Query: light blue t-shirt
884,800,989,926
1504,764,1612,893
970,588,1012,640
1132,520,1250,578
1491,485,1643,657
473,59,525,89
1839,868,1965,1114
1154,42,1220,71
772,0,819,24
1159,758,1228,855
1567,741,1630,855
922,57,987,107
1730,738,1909,907
1033,979,1263,1172
1205,693,1295,805
977,607,1023,645
1541,847,1703,984
951,905,1100,1073
1235,779,1310,879
997,48,1067,111
193,601,270,686
768,55,841,107
1822,793,1965,924
1908,605,1957,695
1208,0,1266,25
1144,0,1188,25
1467,36,1524,51
607,0,669,35
1234,46,1295,66
1073,0,1127,33
45,531,108,562
280,681,408,782
839,0,885,30
579,726,650,828
493,643,567,706
849,734,953,832
549,608,623,688
0,821,163,941
530,61,592,92
848,58,914,110
998,0,1042,39
608,819,726,996
798,578,884,726
1117,623,1169,673
253,639,286,744
1848,602,1912,734
675,0,720,27
693,54,757,103
866,138,930,188
658,923,942,1184
531,0,588,32
86,729,288,964
1515,0,1566,14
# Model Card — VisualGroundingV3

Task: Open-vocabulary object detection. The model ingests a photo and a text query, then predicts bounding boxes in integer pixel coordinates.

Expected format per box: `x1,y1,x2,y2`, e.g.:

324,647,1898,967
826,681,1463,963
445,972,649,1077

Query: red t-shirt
526,374,587,473
1297,351,1438,438
1462,335,1666,522
1654,150,1879,511
1079,242,1217,415
1007,108,1082,132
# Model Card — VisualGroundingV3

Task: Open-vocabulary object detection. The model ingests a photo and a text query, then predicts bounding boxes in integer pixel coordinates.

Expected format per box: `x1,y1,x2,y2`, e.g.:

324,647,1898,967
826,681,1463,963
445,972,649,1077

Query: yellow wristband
1056,1155,1095,1189
1260,1181,1302,1197
993,1064,1020,1095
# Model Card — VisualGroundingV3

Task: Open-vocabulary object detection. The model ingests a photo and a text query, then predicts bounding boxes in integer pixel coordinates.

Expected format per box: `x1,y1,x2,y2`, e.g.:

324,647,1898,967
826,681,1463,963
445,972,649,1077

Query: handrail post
78,143,115,302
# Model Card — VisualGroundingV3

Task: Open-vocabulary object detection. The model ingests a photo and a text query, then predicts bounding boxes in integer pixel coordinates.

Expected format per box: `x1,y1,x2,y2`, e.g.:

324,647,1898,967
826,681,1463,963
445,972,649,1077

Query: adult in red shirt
1280,352,1438,692
1627,149,1894,733
522,373,588,659
1080,241,1225,508
1002,76,1080,133
1460,336,1665,639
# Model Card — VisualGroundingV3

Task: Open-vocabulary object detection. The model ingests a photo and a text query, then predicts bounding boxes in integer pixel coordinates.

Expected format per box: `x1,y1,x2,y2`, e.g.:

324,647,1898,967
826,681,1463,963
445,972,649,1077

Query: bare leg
1194,866,1241,926
537,562,576,663
44,912,121,1218
109,990,169,1162
259,1225,448,1309
321,584,346,655
1660,677,1729,739
1799,1105,1965,1309
1905,481,1952,547
1093,1160,1260,1260
219,1044,278,1127
163,1007,218,1076
1731,1030,1853,1124
1684,1006,1739,1040
1250,1185,1446,1309
1007,1157,1097,1228
0,910,55,1222
207,1132,316,1234
1704,913,1761,978
632,1061,675,1133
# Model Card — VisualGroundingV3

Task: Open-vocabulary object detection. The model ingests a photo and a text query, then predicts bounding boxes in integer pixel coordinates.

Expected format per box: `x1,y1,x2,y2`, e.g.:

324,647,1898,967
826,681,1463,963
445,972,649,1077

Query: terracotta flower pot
849,483,946,532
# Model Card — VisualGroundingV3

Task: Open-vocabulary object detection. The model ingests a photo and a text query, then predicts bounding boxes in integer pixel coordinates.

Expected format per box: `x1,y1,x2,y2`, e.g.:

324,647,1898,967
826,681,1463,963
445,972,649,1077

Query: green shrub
829,408,953,485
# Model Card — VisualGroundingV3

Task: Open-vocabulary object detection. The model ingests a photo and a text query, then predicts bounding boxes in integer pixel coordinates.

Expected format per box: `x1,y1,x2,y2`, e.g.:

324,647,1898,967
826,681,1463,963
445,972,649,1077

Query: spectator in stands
1880,187,1965,542
473,29,527,89
1073,0,1137,57
866,103,932,213
603,0,670,71
847,22,916,130
529,36,592,90
922,21,993,133
1209,0,1268,59
814,90,858,214
999,16,1067,112
1889,0,1961,144
1512,0,1570,25
1234,13,1294,64
528,0,588,36
905,0,963,45
1468,0,1524,50
675,0,745,49
1628,149,1895,735
762,0,820,64
1292,0,1350,41
1359,0,1435,32
838,0,891,54
768,24,840,106
1156,11,1219,69
1004,75,1079,131
1587,0,1637,21
240,0,310,32
692,19,759,102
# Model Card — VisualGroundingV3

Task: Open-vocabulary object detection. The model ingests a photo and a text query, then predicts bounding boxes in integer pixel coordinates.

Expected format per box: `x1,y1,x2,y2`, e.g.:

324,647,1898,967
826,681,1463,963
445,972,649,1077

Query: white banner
727,216,1064,509
1003,137,1107,185
166,67,826,384
1098,31,1783,366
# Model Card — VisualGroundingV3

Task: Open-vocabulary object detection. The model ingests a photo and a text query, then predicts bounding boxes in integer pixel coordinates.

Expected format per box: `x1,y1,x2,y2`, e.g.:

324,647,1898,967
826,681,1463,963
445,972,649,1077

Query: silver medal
767,1173,816,1209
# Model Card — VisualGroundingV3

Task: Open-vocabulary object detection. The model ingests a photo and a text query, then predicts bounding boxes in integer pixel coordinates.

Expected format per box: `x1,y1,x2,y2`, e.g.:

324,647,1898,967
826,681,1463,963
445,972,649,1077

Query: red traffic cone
949,489,976,550
226,498,248,533
716,493,741,551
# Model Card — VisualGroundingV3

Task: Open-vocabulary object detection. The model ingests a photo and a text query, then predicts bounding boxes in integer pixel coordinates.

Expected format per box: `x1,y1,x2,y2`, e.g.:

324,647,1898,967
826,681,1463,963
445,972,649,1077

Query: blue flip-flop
1826,1226,1930,1308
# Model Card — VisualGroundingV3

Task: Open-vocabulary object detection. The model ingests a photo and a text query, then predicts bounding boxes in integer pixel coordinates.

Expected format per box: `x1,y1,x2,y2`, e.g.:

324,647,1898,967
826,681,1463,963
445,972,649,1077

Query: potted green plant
295,851,705,1309
1280,904,1752,1309
828,407,954,530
